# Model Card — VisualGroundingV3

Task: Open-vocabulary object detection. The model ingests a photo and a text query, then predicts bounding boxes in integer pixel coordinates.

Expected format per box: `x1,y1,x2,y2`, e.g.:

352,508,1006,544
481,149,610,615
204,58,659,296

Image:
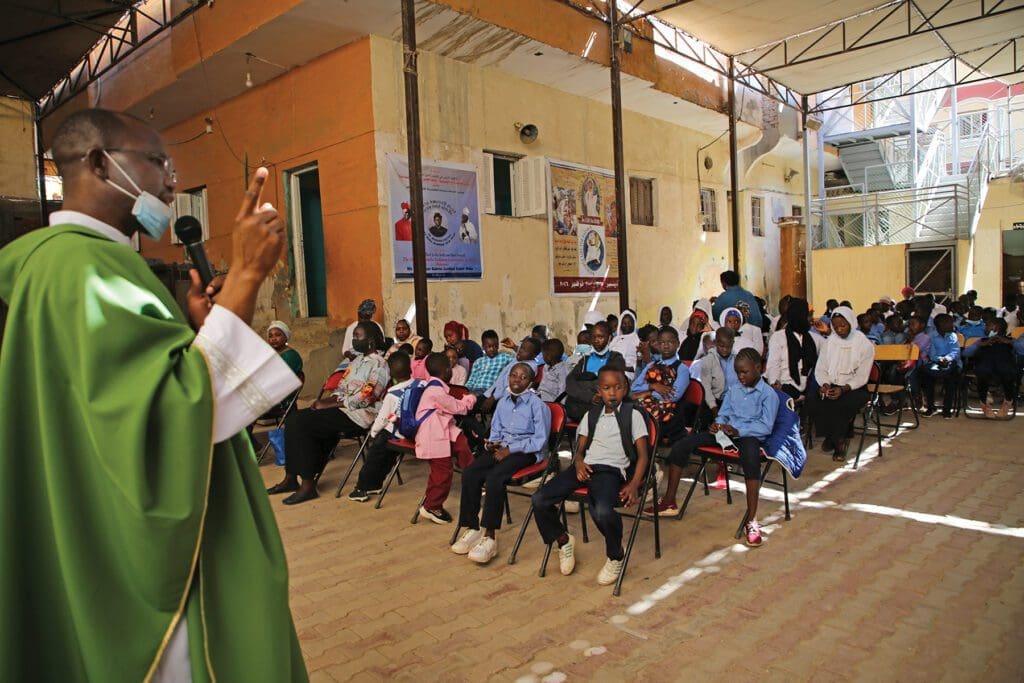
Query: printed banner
388,153,482,280
549,161,619,294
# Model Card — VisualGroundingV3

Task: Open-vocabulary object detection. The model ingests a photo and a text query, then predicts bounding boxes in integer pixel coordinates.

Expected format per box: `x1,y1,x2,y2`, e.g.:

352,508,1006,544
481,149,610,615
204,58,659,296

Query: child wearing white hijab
806,306,875,461
607,308,640,379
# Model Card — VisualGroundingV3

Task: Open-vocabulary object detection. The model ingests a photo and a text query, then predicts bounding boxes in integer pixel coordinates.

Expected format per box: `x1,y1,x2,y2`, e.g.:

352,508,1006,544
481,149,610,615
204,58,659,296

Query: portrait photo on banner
387,153,482,281
548,160,619,295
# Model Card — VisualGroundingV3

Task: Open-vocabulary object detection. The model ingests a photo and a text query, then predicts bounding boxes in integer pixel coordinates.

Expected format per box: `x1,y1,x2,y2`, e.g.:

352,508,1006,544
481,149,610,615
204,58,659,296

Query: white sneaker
451,528,483,555
597,557,624,586
564,501,580,514
558,534,576,575
468,536,498,564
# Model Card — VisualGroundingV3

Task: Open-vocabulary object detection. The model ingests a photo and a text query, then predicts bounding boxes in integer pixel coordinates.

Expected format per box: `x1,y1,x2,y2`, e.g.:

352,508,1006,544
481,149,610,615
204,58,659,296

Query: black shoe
942,411,953,420
922,407,937,417
347,489,370,502
267,481,299,495
821,437,835,452
282,489,319,505
418,506,453,524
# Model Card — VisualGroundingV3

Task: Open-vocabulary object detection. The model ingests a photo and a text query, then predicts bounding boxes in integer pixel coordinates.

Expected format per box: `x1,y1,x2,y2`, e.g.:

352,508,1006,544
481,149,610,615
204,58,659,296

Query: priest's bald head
51,108,176,236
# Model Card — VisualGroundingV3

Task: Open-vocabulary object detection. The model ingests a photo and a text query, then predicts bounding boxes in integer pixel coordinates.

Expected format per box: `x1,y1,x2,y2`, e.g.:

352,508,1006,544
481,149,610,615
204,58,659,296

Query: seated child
415,353,478,523
630,326,690,427
636,324,662,368
692,328,740,418
964,318,1018,418
346,352,414,502
411,338,432,380
537,338,569,402
531,367,650,586
957,306,987,340
679,308,710,361
921,313,961,418
451,363,551,563
446,347,468,386
705,307,763,358
464,329,513,396
567,329,593,368
564,321,626,422
479,338,542,414
649,348,779,546
880,315,907,345
858,313,882,344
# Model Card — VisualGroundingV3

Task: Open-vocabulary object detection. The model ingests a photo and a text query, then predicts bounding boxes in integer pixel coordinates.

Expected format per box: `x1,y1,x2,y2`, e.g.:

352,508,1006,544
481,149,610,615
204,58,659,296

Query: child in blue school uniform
921,313,961,418
649,348,779,547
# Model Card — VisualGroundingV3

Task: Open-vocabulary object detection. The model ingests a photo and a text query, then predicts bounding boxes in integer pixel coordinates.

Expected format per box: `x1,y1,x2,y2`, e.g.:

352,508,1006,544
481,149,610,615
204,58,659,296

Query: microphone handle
185,242,216,287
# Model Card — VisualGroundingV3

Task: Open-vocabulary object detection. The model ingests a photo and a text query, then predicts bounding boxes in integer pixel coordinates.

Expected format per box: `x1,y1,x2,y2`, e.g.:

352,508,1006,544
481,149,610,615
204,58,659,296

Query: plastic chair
868,344,921,435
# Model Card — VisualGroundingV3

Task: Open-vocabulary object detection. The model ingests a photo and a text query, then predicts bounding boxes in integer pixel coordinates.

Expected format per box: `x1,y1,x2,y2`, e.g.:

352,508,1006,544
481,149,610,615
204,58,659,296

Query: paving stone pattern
262,416,1024,682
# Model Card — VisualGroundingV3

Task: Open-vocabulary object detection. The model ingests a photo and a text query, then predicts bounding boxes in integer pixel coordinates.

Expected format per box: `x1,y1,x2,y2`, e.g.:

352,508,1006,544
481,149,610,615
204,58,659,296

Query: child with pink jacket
415,352,477,524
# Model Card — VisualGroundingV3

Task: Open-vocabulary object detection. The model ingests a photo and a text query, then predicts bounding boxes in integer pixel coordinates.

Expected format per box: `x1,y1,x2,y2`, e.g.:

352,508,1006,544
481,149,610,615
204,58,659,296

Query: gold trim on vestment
143,344,217,682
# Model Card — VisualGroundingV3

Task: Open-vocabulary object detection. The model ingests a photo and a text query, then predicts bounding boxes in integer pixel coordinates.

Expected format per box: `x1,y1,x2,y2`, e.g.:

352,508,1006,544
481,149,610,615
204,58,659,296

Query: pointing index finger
237,167,269,220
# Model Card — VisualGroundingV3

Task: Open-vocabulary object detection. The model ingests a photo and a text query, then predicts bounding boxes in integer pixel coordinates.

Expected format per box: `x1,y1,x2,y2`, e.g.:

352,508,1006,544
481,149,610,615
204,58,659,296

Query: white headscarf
608,308,640,372
582,310,605,331
268,320,291,341
817,306,874,387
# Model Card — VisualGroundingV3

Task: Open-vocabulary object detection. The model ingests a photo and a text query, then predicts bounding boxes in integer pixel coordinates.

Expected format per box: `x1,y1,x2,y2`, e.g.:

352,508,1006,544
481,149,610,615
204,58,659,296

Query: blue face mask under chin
102,150,172,240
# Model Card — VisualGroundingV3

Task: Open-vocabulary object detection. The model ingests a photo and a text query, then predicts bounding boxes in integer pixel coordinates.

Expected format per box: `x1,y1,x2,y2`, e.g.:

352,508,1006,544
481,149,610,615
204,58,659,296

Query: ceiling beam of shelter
734,0,1024,78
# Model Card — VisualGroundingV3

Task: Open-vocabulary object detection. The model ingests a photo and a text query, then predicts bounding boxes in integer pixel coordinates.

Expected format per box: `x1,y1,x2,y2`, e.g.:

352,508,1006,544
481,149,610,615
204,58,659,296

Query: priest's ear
79,148,111,181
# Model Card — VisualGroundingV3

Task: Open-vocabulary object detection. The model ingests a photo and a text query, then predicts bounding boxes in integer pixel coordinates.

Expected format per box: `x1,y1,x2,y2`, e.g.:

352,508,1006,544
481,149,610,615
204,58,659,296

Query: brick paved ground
261,414,1024,682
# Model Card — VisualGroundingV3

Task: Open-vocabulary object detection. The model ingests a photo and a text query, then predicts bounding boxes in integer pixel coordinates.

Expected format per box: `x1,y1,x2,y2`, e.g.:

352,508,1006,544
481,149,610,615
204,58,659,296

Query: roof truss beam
809,35,1024,113
37,0,208,119
736,0,1024,78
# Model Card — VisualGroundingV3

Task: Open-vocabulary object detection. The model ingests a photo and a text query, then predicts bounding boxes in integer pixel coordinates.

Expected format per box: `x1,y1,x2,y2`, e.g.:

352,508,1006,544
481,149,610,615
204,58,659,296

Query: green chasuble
0,225,308,682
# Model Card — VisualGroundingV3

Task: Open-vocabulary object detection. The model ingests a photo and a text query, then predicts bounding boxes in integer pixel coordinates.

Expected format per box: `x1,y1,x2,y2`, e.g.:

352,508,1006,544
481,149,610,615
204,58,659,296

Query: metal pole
34,103,48,227
950,84,959,173
727,56,741,273
401,0,429,338
609,1,630,310
910,91,919,183
802,95,814,305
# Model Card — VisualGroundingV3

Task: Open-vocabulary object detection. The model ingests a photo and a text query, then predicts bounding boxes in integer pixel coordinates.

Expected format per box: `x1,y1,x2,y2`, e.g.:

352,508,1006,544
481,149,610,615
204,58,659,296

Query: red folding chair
510,410,661,596
680,442,791,536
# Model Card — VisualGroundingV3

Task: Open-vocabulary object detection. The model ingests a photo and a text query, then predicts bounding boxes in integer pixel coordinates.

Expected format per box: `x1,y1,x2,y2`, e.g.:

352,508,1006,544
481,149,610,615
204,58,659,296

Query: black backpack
564,351,625,422
581,400,647,466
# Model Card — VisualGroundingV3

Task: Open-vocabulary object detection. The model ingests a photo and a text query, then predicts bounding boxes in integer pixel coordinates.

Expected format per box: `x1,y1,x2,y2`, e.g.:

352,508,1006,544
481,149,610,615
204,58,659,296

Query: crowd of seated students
259,274,1024,583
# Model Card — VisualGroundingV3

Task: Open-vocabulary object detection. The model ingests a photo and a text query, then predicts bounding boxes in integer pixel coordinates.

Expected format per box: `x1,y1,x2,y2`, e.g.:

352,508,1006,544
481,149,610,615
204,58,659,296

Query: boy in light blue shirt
922,313,961,418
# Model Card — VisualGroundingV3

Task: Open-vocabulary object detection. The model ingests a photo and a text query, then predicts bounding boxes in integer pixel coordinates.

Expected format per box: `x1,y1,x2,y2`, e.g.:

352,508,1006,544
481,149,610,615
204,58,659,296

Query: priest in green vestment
0,109,308,681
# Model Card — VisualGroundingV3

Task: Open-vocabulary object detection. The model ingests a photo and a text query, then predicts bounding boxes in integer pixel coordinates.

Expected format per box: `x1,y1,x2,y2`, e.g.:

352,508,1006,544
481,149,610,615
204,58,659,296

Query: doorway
286,165,327,318
906,243,955,304
1003,230,1024,303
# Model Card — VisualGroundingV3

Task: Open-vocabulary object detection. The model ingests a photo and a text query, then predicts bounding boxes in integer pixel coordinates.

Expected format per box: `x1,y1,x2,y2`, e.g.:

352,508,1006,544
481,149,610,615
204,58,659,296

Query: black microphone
173,215,215,287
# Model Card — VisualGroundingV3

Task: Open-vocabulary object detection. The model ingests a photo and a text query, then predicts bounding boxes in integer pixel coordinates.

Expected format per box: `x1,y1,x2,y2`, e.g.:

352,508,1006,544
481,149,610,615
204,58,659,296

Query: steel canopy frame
734,0,1024,78
37,0,209,119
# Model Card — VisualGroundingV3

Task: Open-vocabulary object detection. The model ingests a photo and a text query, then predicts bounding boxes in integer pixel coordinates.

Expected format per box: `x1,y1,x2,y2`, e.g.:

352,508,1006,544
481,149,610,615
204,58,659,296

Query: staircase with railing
810,63,1013,250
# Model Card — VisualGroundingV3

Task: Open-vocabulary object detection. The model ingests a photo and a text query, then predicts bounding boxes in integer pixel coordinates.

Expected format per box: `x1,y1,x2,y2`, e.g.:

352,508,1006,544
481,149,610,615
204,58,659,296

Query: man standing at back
711,269,763,327
0,109,308,681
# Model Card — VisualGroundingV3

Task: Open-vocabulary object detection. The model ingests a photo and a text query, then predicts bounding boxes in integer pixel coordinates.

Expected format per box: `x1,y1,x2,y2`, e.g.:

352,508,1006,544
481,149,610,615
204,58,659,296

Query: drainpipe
728,56,741,273
401,0,429,338
609,1,630,310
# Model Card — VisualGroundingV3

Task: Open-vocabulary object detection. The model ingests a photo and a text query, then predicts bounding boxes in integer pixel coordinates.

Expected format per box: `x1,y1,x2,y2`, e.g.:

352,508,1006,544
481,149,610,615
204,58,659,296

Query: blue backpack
397,378,442,439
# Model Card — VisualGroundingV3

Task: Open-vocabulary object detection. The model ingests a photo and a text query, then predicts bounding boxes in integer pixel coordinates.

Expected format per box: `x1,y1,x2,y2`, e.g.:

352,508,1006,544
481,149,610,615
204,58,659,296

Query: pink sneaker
744,520,763,547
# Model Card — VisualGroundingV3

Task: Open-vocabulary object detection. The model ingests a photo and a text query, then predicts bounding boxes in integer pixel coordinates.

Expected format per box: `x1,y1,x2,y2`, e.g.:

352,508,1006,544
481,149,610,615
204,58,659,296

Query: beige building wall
370,36,807,342
810,244,907,314
0,98,37,199
968,177,1024,307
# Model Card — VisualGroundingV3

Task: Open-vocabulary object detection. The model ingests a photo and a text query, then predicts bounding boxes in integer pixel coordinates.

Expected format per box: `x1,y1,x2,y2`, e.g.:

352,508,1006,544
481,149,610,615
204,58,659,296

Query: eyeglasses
105,148,177,182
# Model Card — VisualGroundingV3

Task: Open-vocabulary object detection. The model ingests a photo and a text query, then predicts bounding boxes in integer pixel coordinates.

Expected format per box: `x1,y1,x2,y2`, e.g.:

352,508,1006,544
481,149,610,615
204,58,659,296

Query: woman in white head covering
607,308,640,378
806,306,875,461
267,321,303,378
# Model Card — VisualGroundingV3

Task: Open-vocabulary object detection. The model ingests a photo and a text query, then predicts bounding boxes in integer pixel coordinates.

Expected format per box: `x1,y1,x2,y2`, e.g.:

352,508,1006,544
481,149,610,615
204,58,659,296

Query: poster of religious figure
387,153,482,280
549,160,619,294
